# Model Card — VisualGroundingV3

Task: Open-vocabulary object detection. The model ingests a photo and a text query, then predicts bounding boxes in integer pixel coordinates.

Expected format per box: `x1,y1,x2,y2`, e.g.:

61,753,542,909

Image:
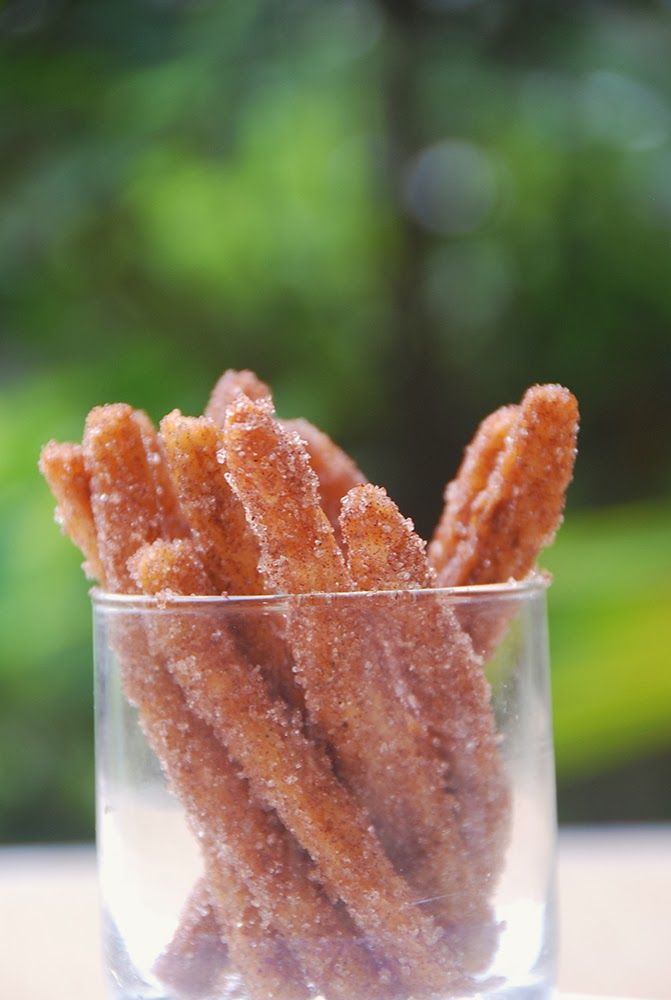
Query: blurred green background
1,0,670,843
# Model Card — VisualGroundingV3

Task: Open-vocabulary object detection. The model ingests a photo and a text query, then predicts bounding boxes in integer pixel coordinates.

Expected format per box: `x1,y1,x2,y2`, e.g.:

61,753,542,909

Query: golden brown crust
38,441,106,583
433,385,578,587
127,648,308,1000
341,484,433,592
158,411,302,709
70,411,309,1000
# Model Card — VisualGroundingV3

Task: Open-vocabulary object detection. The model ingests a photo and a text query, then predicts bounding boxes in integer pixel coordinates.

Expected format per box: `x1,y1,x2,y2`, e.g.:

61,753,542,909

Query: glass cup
93,578,557,1000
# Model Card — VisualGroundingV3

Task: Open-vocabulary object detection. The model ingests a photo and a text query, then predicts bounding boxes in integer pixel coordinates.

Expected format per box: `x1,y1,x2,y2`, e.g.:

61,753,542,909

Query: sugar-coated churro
129,653,309,1000
224,397,485,935
428,406,517,578
132,618,387,999
160,410,263,596
153,880,228,1000
340,485,510,969
431,385,578,587
205,369,271,426
82,404,183,591
159,410,300,707
78,405,316,999
38,441,105,582
130,535,461,996
206,369,367,533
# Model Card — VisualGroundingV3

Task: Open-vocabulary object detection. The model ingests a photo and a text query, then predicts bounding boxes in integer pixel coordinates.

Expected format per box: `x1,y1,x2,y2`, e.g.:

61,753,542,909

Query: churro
158,410,300,708
38,441,105,582
340,485,510,967
80,405,315,998
223,396,484,934
206,369,366,533
430,385,578,587
428,406,517,579
129,535,461,995
205,368,271,425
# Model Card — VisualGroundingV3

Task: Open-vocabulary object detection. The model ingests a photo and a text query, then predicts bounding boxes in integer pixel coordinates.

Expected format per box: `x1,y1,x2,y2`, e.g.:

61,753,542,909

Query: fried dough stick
206,369,367,534
83,406,398,1000
340,485,511,970
223,397,482,935
159,411,301,710
126,634,310,1000
40,429,298,1000
130,538,393,1000
128,538,458,997
430,385,578,587
81,405,311,1000
39,442,106,582
428,406,518,578
153,879,227,1000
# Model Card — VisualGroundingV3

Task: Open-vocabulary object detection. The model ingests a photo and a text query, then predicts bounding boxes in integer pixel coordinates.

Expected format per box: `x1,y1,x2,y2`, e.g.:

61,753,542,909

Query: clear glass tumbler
93,578,557,1000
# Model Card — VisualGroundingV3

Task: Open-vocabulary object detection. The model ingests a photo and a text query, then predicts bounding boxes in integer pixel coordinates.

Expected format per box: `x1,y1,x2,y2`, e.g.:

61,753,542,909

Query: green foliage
545,504,671,779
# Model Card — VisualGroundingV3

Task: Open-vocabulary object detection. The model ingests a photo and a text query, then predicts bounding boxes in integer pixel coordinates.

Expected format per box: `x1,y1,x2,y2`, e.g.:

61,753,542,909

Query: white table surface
1,825,669,1000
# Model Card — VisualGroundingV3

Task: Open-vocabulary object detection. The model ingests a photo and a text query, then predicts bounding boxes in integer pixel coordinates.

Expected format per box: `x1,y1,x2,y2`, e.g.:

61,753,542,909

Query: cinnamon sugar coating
432,385,578,587
206,368,367,534
82,404,183,591
38,441,105,583
340,485,511,970
160,410,263,595
78,407,310,998
283,418,367,532
205,369,272,426
429,406,517,578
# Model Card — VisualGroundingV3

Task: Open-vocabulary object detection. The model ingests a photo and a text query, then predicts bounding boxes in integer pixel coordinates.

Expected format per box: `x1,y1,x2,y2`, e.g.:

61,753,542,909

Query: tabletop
1,825,669,1000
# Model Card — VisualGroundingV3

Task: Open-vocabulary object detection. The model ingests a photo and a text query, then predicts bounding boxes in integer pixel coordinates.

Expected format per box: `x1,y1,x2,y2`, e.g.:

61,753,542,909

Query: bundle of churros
39,372,578,1000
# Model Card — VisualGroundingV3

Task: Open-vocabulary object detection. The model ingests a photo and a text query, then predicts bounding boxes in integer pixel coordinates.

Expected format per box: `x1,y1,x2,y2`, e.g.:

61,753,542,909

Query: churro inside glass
40,371,577,1000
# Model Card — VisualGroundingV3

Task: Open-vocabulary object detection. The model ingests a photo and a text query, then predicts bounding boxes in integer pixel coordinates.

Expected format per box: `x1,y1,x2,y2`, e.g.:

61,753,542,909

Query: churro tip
225,392,276,428
206,369,272,426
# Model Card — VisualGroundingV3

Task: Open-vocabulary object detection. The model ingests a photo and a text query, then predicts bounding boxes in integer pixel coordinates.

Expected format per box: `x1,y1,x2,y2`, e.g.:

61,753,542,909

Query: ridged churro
223,396,485,936
206,369,366,534
41,411,305,999
38,441,105,582
428,406,517,579
158,410,301,709
129,534,461,995
430,385,578,587
340,485,510,968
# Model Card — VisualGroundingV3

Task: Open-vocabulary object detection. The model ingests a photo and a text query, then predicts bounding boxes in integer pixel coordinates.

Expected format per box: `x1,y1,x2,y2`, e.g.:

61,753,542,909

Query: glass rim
91,571,550,609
